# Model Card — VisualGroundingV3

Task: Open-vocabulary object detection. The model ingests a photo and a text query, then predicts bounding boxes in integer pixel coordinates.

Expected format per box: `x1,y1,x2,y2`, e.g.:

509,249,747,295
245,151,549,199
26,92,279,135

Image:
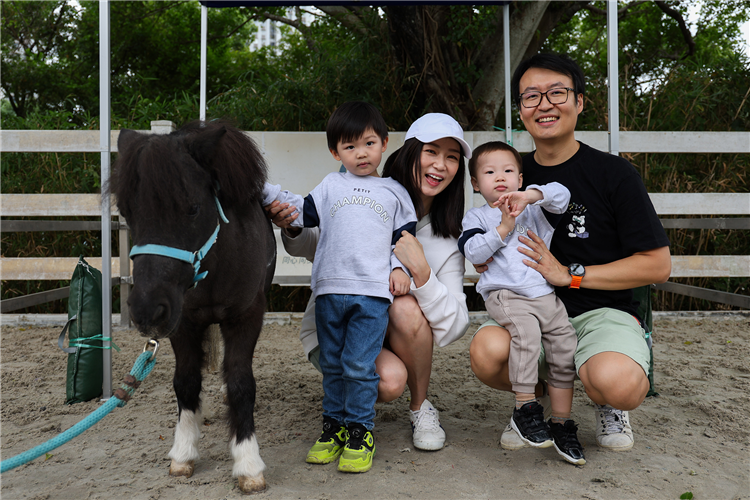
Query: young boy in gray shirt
262,101,417,473
458,141,584,465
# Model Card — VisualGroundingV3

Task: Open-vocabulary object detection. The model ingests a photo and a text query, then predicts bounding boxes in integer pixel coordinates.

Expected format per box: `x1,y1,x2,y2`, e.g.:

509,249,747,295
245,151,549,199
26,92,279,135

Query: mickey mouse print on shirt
567,202,589,239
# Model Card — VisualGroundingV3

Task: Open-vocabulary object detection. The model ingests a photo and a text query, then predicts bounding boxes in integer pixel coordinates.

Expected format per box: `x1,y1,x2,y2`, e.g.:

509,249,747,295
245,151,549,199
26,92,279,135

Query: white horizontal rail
1,130,119,153
1,254,745,281
649,193,750,215
2,192,749,283
463,255,750,282
0,122,175,153
669,256,750,278
1,257,121,280
2,129,748,154
2,124,748,285
472,192,750,215
1,194,118,217
4,193,747,219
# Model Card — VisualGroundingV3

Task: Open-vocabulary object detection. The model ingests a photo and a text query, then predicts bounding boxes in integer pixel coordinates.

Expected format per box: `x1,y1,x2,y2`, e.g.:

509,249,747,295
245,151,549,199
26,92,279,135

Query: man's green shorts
475,307,651,379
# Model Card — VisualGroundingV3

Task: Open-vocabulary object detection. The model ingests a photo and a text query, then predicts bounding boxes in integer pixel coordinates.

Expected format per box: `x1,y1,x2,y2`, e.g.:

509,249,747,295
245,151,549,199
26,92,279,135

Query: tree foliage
208,1,750,133
1,1,83,119
228,2,586,130
1,0,255,125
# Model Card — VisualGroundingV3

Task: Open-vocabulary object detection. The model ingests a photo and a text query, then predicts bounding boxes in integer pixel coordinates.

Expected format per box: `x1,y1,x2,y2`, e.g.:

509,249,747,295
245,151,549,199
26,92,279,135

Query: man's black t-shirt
523,142,670,319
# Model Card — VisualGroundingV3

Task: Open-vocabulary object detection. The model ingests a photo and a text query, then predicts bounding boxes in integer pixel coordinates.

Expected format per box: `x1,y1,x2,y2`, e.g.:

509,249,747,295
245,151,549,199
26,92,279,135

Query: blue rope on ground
1,349,157,474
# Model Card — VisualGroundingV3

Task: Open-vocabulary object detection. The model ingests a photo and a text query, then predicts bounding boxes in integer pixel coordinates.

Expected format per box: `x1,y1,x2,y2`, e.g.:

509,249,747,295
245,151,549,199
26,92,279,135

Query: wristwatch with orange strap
568,263,585,289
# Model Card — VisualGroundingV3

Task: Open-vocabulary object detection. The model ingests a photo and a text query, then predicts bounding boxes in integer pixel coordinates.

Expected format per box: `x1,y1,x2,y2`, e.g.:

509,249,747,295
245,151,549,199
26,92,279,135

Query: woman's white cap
404,113,472,159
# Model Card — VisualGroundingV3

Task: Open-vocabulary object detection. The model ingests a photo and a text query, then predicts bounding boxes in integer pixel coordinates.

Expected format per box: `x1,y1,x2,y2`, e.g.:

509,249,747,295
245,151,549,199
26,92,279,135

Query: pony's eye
188,204,201,217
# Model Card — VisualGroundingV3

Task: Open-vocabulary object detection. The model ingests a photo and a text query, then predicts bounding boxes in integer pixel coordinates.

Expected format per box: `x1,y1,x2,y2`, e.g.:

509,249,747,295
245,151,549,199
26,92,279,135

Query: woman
266,113,471,451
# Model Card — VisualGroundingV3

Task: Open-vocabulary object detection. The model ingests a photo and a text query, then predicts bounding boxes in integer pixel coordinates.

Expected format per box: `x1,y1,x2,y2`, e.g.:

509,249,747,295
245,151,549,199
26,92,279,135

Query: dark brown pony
110,120,275,493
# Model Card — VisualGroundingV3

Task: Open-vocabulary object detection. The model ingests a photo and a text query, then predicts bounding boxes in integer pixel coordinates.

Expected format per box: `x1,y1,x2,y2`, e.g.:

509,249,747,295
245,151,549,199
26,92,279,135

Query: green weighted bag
58,256,103,404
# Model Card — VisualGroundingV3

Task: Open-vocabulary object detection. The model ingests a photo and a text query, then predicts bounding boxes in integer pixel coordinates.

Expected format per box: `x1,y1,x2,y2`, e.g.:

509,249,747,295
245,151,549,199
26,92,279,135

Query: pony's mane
178,120,268,213
109,120,268,220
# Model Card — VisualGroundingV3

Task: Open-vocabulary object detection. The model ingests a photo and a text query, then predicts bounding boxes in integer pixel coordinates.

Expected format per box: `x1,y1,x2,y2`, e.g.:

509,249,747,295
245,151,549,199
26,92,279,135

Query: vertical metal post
100,0,112,400
118,215,130,328
503,3,512,145
607,0,619,156
200,5,208,122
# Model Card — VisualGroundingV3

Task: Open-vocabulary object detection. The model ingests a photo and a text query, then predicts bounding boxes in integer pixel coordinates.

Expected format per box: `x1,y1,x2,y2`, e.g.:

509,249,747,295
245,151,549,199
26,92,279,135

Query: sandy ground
1,313,749,500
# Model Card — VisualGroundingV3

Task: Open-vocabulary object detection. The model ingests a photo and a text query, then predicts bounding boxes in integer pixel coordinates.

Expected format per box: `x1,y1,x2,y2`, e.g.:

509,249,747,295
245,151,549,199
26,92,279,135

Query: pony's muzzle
128,285,183,339
150,302,171,327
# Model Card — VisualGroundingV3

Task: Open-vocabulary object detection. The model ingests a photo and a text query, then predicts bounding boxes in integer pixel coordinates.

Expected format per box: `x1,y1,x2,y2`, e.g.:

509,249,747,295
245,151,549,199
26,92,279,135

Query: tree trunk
292,3,592,131
471,1,551,130
386,3,588,131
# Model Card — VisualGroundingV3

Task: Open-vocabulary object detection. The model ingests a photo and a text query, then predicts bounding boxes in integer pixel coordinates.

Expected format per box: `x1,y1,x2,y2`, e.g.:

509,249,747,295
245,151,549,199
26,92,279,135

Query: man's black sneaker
510,401,553,448
548,418,586,465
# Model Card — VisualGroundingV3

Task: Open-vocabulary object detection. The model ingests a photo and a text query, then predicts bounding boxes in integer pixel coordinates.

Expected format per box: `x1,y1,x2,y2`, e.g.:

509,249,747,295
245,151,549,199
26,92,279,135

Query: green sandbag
58,256,103,404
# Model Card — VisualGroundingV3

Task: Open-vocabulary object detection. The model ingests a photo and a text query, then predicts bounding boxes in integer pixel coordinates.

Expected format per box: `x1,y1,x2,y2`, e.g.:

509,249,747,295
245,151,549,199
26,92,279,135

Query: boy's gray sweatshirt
458,182,570,300
263,173,417,301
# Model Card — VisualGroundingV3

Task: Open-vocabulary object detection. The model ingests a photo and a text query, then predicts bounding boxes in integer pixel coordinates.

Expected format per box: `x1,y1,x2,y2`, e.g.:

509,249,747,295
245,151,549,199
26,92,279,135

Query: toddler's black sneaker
510,401,553,448
548,418,586,465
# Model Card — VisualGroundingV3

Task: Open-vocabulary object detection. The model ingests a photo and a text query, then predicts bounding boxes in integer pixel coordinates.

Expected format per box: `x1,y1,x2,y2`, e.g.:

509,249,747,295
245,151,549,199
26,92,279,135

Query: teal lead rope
0,340,159,474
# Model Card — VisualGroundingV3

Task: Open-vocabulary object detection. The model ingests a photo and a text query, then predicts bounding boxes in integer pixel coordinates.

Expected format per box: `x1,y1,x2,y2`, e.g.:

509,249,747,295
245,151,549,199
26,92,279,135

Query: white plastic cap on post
150,121,176,135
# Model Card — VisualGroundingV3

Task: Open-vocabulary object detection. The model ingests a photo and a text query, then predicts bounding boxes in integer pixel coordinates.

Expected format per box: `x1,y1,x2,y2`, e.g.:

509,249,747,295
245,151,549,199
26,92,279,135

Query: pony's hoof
238,474,266,493
169,460,195,478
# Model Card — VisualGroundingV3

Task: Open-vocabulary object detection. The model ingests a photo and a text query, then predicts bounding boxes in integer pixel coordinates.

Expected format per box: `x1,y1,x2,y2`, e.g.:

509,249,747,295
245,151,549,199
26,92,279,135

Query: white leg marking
169,409,202,464
231,434,266,479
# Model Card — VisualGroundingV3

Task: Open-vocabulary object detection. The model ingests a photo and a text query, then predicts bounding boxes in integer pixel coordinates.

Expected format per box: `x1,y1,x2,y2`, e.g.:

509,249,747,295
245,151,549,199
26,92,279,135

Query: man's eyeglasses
519,87,575,108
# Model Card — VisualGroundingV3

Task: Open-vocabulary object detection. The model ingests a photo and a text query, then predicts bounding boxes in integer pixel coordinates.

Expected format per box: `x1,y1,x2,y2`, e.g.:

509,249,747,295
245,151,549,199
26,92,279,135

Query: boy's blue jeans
315,294,390,430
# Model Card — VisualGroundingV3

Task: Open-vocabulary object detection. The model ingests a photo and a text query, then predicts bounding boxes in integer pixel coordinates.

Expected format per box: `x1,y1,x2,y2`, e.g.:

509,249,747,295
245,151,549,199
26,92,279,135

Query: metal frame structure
3,0,748,400
99,0,113,398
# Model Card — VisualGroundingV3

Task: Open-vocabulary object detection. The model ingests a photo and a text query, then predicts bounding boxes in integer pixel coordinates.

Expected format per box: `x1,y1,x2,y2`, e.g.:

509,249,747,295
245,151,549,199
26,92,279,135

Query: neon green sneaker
337,423,375,473
306,417,347,464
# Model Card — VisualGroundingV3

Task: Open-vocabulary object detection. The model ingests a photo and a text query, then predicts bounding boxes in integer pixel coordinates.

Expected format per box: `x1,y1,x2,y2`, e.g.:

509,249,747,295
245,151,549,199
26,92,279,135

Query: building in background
248,8,320,52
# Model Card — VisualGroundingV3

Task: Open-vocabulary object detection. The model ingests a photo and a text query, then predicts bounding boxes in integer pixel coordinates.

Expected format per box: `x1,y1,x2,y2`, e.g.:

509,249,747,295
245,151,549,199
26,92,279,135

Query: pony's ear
117,129,147,154
188,125,227,168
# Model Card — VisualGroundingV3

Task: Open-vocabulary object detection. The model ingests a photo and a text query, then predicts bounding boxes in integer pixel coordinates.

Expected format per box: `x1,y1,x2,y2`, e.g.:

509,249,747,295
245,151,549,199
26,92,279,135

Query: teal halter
129,195,229,286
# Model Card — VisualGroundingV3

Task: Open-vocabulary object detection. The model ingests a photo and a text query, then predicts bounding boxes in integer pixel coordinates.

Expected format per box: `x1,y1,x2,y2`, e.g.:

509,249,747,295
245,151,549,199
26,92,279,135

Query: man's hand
518,230,569,286
389,268,411,296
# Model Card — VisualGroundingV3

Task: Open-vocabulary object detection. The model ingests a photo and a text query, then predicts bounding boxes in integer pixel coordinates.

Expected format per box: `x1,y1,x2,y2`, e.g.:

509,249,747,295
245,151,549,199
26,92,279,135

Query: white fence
1,122,748,312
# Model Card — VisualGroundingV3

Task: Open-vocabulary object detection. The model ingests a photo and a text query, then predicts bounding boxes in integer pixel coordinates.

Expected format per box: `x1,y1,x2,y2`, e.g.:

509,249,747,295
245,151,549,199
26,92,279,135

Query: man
469,53,671,451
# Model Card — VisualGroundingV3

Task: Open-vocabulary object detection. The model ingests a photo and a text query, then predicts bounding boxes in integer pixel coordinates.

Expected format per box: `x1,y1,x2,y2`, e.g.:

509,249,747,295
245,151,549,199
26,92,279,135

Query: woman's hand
517,230,570,287
264,200,299,231
393,231,431,288
472,256,492,274
390,268,411,296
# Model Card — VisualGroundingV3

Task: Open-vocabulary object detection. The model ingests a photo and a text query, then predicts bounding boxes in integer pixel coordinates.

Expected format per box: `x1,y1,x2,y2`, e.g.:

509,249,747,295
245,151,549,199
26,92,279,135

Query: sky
686,1,749,54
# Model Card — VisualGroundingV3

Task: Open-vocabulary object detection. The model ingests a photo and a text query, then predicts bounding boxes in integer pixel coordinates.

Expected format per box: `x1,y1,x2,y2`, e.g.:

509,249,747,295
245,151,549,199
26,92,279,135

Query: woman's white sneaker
410,399,445,450
595,404,634,450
